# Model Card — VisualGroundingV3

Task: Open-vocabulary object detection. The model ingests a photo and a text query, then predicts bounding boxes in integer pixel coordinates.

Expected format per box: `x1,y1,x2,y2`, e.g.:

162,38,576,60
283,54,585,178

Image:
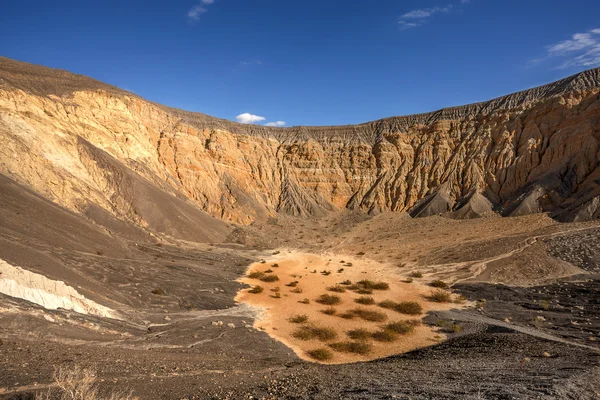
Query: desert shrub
264,269,274,273
151,288,166,296
248,285,264,294
378,300,397,309
429,280,449,289
454,295,467,304
340,280,352,285
357,252,366,256
329,341,372,355
260,274,280,283
337,268,345,273
270,292,281,299
357,280,389,290
371,329,399,342
385,321,418,335
286,281,299,287
321,270,332,276
271,263,280,268
403,278,414,283
356,288,374,295
248,271,265,279
36,365,133,400
345,262,353,267
292,326,338,341
346,328,372,341
311,270,317,274
393,301,423,315
291,287,303,294
298,298,310,304
426,290,452,303
270,286,281,292
327,285,346,293
351,308,387,322
355,296,375,305
321,307,337,316
338,311,356,320
409,272,423,278
260,260,267,264
306,348,333,361
316,294,342,305
289,314,309,323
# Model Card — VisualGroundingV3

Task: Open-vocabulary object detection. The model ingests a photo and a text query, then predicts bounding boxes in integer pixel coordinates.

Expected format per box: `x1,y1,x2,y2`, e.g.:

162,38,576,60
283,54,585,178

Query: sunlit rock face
1,56,599,232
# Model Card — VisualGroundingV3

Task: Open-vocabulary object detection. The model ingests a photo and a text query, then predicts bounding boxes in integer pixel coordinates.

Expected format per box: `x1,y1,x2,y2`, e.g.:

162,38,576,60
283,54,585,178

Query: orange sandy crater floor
235,250,468,364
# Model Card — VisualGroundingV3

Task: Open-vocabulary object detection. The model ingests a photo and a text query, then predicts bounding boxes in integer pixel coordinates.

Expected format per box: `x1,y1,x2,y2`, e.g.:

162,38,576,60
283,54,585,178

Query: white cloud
188,0,215,20
265,121,286,127
544,29,600,69
398,1,469,30
236,113,266,124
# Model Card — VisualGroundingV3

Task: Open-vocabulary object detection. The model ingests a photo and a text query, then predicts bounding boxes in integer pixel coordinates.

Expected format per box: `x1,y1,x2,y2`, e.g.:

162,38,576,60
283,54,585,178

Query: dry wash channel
236,251,468,364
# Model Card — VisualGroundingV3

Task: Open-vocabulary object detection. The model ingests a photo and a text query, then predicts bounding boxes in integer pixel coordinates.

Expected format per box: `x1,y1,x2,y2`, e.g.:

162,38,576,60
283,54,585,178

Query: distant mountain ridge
1,56,599,236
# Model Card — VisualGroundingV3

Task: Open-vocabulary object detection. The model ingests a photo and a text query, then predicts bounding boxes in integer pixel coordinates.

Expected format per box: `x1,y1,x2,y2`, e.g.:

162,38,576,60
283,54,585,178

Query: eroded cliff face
1,57,599,235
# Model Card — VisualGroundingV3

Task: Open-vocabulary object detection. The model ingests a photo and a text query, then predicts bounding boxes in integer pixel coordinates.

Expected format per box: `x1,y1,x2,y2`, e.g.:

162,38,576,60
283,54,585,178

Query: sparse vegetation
329,341,372,355
36,365,133,400
316,294,342,305
306,348,333,361
429,280,449,289
291,287,303,294
337,268,344,273
355,296,375,305
270,292,281,299
378,300,397,309
350,308,387,322
403,278,414,283
321,307,337,315
356,288,374,295
264,269,274,273
248,271,265,279
292,326,338,341
409,272,423,278
248,285,264,294
346,328,372,341
371,329,399,342
356,280,390,291
299,298,310,304
271,263,280,268
340,280,352,285
288,314,309,323
151,288,166,296
327,285,346,293
426,290,452,303
321,270,332,276
286,281,299,287
385,320,418,335
260,274,280,282
270,286,281,292
395,301,423,315
338,311,356,319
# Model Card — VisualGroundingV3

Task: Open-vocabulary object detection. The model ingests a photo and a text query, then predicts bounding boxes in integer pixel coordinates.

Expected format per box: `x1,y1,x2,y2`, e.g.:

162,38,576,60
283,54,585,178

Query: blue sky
1,0,600,126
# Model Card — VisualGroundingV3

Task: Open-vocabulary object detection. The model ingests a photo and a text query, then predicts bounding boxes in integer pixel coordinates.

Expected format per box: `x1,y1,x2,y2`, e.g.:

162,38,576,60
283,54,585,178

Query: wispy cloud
541,28,600,69
188,0,216,20
265,121,286,127
236,113,266,124
398,0,471,31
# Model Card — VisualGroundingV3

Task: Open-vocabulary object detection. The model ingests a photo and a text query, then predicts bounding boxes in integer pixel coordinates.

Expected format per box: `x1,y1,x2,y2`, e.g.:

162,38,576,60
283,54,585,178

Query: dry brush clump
316,294,342,305
288,314,309,323
378,300,423,315
346,328,372,341
320,307,337,316
248,285,264,294
354,296,376,305
356,280,390,291
327,285,347,293
429,280,449,289
292,325,338,341
260,274,280,283
371,329,399,342
306,348,333,361
426,290,452,303
36,365,134,400
329,341,372,355
348,308,387,322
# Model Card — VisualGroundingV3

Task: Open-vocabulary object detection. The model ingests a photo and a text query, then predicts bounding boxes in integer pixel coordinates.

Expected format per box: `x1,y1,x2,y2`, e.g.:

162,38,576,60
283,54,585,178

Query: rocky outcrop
1,56,599,234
